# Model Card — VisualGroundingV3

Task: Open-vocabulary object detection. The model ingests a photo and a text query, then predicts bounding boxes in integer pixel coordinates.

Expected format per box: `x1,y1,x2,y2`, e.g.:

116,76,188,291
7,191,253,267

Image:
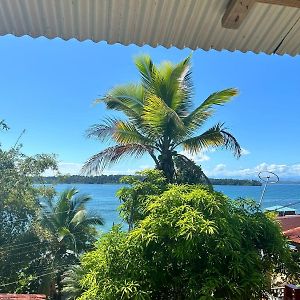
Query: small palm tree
40,188,103,258
83,55,241,182
40,188,103,299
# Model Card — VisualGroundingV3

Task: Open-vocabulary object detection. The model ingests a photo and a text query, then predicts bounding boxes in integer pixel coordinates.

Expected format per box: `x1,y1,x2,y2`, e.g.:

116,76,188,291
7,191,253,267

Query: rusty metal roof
284,226,300,244
0,0,299,56
277,215,300,231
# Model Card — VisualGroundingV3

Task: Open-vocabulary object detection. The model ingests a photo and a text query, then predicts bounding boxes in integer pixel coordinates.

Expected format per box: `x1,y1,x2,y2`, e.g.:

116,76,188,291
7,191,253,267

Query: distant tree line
38,175,261,186
210,178,261,186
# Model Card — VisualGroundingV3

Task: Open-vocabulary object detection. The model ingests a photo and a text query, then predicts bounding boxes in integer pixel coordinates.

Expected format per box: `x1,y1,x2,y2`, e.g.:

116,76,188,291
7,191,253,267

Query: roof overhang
0,0,299,56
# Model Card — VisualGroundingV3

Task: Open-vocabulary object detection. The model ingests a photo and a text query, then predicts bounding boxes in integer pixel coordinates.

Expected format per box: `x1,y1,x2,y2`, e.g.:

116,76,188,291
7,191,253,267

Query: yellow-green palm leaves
83,55,241,182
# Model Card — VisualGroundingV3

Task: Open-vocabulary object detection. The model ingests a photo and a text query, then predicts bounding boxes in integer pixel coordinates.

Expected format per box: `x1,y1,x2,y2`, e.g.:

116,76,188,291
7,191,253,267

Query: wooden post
222,0,257,29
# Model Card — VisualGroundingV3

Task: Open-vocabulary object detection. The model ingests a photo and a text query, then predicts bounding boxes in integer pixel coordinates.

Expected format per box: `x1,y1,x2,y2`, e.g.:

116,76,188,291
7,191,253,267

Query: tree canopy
76,172,299,299
83,55,241,182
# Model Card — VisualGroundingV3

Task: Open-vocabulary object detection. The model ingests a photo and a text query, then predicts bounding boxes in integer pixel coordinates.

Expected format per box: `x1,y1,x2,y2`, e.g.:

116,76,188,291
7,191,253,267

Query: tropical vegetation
83,55,241,182
1,54,299,300
77,170,299,300
0,127,103,298
39,188,103,298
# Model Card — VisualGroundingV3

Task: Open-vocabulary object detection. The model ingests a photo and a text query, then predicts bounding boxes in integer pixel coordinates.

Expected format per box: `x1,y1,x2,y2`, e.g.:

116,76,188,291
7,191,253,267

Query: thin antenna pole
259,177,270,207
13,129,26,149
258,171,279,208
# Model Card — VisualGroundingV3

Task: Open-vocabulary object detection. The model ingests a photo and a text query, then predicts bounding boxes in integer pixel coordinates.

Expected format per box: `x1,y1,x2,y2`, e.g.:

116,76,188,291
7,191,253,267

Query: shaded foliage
117,170,167,230
0,144,103,298
0,147,57,293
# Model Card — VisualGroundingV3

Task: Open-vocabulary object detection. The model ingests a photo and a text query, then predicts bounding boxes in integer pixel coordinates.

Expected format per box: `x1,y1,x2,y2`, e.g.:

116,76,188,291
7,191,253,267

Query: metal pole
259,176,270,207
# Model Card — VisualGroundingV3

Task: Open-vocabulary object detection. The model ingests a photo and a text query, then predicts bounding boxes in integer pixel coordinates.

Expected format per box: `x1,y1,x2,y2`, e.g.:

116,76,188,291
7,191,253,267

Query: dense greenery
0,142,103,298
39,188,104,298
0,146,57,293
76,171,298,299
39,175,261,186
83,55,241,182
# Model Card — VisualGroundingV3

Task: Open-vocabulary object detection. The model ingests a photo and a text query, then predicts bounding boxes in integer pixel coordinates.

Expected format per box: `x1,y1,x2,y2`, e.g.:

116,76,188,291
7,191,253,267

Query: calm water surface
53,184,300,231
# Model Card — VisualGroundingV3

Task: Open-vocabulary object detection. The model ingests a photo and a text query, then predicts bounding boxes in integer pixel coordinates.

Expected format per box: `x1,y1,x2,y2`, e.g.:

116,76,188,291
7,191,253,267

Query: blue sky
1,35,300,179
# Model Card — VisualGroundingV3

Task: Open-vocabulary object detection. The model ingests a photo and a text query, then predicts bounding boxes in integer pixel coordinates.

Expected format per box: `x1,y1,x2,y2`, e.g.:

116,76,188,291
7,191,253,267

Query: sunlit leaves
183,122,241,157
77,183,296,299
85,55,241,180
184,88,238,132
82,144,149,175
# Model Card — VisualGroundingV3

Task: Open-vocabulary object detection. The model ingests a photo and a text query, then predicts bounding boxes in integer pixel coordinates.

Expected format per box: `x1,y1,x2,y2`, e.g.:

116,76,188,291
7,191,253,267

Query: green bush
77,184,296,300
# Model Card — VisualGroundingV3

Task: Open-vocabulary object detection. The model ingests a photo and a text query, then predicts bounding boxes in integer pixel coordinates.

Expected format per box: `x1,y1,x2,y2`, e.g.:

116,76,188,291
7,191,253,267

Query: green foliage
0,119,9,131
117,169,167,230
0,147,57,293
39,175,261,186
84,55,241,182
37,188,104,298
174,155,211,186
0,145,103,298
40,188,104,259
77,185,297,299
61,265,85,300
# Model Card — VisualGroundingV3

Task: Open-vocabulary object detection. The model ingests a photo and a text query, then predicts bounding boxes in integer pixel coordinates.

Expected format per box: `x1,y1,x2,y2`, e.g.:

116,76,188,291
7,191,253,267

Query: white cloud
213,164,226,172
43,162,83,176
240,148,250,156
204,162,300,179
179,150,210,163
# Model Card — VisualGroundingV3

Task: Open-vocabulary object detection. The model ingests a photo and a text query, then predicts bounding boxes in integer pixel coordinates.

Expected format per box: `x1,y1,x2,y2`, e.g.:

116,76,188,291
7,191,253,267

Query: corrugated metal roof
0,0,299,56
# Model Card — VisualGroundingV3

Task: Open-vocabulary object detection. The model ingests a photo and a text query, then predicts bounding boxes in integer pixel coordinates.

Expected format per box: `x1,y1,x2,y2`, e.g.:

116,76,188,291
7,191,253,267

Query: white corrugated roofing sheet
0,0,299,56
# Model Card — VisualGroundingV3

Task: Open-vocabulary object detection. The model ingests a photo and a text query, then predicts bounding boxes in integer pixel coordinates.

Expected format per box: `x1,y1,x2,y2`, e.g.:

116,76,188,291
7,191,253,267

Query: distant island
38,175,262,186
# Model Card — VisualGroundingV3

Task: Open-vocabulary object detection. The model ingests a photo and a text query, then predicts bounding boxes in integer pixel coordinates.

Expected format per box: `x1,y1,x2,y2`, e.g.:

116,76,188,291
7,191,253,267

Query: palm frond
134,55,157,92
182,122,241,157
62,265,84,300
86,117,119,142
113,121,153,145
142,95,185,138
184,88,238,131
95,84,145,120
169,54,193,114
71,193,92,211
81,144,149,175
71,211,104,228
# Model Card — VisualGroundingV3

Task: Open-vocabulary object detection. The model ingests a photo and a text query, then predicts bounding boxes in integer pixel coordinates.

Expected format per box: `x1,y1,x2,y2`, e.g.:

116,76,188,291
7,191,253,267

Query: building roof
265,205,296,212
0,295,46,300
277,215,300,231
283,226,300,244
0,0,299,56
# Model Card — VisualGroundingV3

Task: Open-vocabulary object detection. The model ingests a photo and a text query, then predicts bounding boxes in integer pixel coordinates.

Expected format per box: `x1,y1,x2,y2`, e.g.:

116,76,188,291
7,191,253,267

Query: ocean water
53,184,300,231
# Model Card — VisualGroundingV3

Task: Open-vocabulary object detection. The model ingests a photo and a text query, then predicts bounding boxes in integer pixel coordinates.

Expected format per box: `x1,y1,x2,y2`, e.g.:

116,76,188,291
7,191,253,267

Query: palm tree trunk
158,151,175,183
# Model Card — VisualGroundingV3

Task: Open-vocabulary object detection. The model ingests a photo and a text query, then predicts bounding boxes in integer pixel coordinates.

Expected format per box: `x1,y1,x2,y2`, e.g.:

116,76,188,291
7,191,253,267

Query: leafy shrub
78,185,296,300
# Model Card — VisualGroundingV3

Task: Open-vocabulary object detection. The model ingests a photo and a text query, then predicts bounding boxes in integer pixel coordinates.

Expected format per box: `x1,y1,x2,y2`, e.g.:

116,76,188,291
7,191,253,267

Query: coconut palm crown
40,188,103,258
83,55,241,182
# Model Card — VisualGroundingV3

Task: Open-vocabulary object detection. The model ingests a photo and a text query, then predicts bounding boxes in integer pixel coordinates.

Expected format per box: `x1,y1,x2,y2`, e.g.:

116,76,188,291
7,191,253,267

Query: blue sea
53,184,300,231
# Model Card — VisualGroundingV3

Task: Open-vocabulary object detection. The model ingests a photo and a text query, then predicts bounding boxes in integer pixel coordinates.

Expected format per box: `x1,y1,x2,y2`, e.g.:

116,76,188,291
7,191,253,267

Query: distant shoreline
37,175,262,186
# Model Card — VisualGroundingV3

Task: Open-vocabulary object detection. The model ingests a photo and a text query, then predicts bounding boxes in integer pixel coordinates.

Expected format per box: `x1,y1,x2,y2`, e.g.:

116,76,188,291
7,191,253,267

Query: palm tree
61,265,84,300
40,188,103,299
40,188,103,258
83,55,241,182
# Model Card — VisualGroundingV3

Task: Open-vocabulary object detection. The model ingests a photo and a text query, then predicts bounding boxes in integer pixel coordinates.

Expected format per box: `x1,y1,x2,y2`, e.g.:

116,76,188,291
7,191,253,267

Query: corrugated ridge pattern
0,0,299,56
